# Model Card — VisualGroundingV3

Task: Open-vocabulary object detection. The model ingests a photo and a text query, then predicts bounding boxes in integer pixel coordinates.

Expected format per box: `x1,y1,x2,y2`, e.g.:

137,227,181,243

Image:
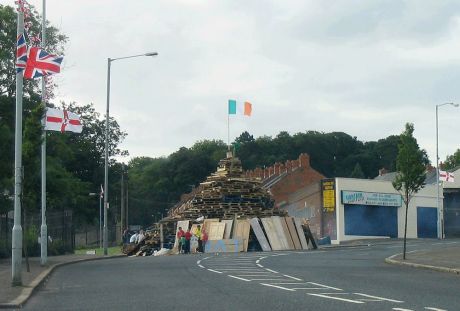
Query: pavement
0,253,125,309
384,242,460,274
0,240,458,309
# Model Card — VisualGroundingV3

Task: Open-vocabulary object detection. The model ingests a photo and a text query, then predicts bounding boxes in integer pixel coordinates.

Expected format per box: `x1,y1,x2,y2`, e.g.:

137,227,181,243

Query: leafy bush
23,225,40,257
48,240,72,256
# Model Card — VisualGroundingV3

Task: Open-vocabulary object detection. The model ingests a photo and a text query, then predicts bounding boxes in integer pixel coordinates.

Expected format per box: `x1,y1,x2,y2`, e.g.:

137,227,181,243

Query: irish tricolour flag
228,99,252,116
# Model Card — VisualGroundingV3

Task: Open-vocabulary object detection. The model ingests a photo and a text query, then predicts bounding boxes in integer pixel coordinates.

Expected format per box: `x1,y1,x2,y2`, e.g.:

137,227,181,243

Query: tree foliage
392,123,427,259
0,5,126,228
443,149,460,170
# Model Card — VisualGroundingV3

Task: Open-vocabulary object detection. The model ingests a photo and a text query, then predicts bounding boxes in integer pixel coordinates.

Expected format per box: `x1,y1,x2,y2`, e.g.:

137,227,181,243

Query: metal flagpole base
40,224,47,265
11,225,23,286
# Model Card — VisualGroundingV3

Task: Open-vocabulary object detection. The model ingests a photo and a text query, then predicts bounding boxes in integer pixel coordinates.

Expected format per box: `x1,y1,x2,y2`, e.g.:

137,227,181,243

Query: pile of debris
123,153,317,256
169,154,286,220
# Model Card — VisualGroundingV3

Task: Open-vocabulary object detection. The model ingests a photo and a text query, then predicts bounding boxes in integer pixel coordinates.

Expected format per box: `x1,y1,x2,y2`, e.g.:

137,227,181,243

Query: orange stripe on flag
244,101,252,116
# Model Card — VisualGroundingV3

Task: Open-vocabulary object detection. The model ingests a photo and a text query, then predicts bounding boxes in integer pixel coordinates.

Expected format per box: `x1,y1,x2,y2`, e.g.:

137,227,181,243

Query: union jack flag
15,33,28,73
24,47,63,79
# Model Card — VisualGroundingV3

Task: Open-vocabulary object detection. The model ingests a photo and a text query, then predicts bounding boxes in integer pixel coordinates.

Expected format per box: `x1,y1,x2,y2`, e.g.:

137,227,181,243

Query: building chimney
299,153,310,168
274,163,280,176
286,160,292,173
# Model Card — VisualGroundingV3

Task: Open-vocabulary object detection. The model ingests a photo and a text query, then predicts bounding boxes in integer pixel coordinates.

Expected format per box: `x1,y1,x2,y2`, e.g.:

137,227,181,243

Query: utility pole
40,0,48,267
121,164,125,241
12,10,24,286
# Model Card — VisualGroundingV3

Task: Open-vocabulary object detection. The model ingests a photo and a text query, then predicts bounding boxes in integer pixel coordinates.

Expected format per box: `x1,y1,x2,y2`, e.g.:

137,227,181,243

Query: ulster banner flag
45,107,82,133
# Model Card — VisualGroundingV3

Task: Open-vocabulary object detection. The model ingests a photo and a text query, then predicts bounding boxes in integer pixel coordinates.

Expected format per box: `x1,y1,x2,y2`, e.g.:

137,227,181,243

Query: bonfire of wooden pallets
168,155,286,220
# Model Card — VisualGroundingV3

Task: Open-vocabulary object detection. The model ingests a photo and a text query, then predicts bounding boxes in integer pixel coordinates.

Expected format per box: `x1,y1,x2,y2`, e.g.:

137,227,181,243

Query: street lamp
104,51,158,255
436,102,459,239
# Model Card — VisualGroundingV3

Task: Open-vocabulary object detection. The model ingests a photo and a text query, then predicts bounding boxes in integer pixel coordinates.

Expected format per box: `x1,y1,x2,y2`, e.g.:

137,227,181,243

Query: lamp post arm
110,52,158,62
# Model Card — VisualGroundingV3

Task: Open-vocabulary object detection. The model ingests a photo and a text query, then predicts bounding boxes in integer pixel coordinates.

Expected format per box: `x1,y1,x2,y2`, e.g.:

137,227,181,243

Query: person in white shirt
129,232,138,244
136,230,145,244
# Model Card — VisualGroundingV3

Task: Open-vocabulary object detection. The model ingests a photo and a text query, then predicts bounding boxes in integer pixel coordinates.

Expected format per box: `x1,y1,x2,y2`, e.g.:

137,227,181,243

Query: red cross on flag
45,107,83,133
439,170,455,183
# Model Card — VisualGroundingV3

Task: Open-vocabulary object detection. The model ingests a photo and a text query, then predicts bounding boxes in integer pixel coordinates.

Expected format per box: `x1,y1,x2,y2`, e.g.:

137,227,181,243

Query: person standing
177,227,185,254
196,225,202,252
122,228,130,245
201,229,208,253
184,229,192,254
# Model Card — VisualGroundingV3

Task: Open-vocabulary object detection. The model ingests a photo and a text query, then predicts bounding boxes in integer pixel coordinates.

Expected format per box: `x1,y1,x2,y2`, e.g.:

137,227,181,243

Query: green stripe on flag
228,99,236,114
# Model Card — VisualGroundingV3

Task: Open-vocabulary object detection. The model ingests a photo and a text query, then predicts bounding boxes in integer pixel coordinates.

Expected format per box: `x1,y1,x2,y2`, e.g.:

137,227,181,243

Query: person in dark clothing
184,229,192,254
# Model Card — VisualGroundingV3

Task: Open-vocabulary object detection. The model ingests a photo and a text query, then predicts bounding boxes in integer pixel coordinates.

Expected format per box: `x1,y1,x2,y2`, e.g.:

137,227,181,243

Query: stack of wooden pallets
169,155,286,220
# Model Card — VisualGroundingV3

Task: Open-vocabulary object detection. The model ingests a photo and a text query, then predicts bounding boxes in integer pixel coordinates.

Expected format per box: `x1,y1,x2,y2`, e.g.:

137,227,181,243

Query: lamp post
436,102,459,239
104,52,158,255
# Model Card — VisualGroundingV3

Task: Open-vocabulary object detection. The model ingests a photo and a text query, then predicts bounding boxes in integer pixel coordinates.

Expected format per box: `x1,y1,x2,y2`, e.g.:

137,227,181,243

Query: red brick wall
270,154,325,207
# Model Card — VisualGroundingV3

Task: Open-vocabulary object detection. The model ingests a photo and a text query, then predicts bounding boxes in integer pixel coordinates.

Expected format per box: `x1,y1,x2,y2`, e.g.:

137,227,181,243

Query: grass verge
74,246,122,256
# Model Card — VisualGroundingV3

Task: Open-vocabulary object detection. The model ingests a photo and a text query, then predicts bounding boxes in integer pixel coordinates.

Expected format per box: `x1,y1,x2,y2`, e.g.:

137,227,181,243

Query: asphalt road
23,240,459,311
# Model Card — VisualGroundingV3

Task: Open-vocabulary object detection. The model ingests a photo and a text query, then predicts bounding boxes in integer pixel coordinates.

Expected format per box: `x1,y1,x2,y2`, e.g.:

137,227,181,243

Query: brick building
244,153,325,208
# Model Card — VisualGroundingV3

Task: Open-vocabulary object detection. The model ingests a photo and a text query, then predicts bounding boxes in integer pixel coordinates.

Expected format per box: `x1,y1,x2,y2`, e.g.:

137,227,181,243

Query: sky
7,0,460,166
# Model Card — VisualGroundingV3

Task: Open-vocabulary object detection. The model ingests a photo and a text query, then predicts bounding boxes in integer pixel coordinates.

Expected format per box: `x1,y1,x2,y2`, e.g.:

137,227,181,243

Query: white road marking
291,287,331,290
247,278,294,281
256,259,260,263
393,308,414,311
236,274,275,276
207,269,223,274
197,260,201,264
228,275,250,282
354,293,403,303
264,268,278,273
308,282,343,291
271,282,307,285
260,283,296,291
198,264,204,268
307,293,364,304
215,267,260,271
282,274,302,281
256,264,264,268
424,308,447,311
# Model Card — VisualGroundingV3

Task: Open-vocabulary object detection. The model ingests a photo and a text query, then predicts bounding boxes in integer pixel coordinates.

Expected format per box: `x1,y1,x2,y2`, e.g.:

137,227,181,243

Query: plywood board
204,239,244,253
233,219,250,252
222,220,233,239
271,216,289,250
173,220,190,251
208,222,226,240
250,218,271,251
279,216,295,250
261,217,282,251
294,217,309,250
203,218,219,235
285,217,302,250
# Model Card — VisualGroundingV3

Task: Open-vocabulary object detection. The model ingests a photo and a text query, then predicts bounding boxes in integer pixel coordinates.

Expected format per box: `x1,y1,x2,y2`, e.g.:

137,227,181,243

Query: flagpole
227,111,230,151
12,10,24,286
40,0,48,266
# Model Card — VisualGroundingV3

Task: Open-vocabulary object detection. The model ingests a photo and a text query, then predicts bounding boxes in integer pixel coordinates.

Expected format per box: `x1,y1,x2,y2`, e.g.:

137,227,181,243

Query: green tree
350,163,365,178
392,123,427,259
443,149,460,170
0,4,67,98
